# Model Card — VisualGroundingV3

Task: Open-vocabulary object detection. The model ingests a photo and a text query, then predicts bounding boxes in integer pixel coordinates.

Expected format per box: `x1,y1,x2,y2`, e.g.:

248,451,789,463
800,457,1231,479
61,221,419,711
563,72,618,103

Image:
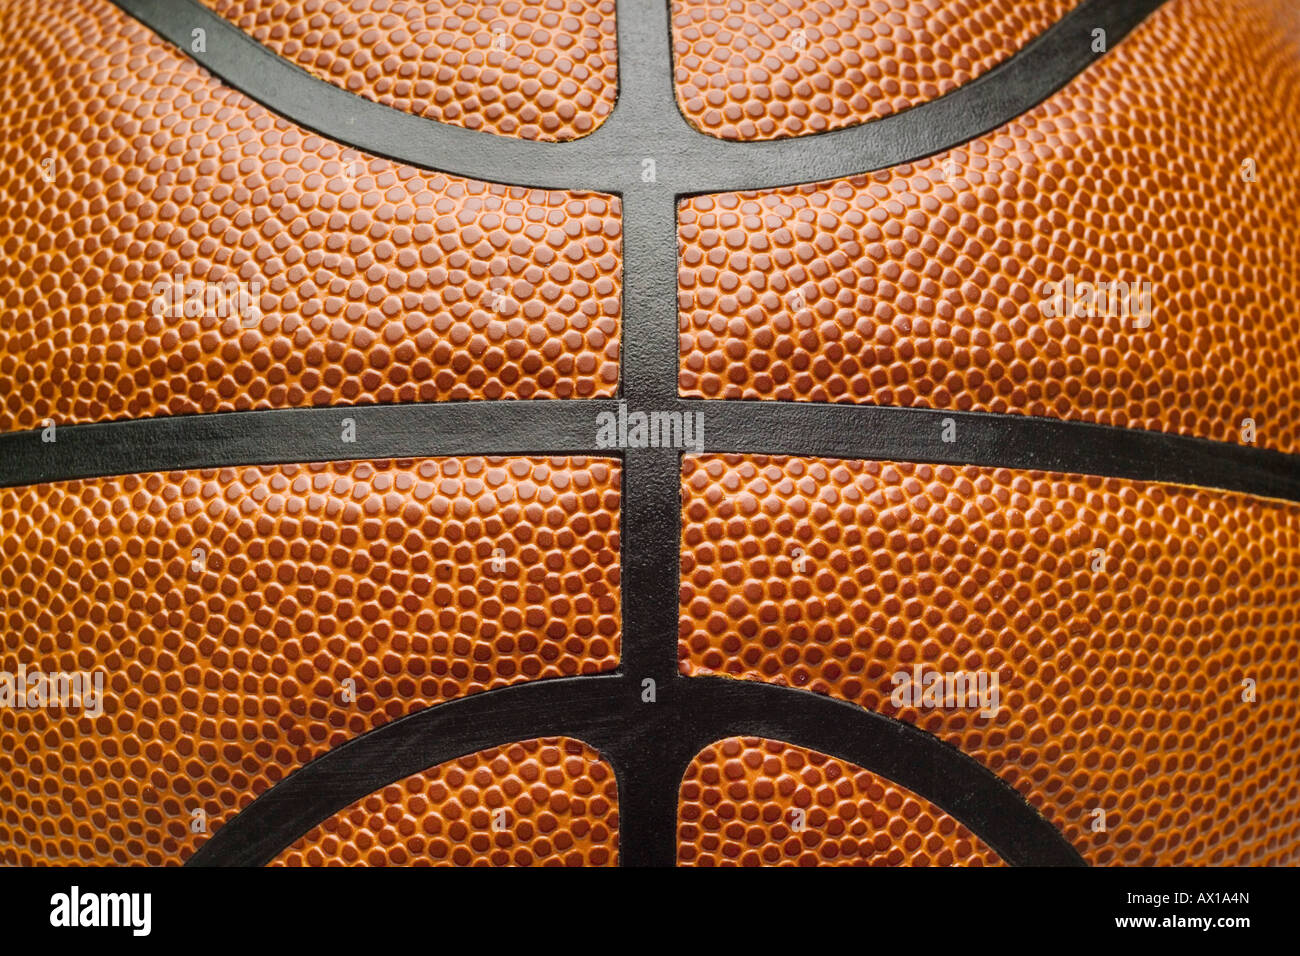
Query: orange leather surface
2,0,1299,869
678,736,1003,865
0,457,620,864
671,0,1078,140
273,737,618,865
679,0,1300,454
201,0,619,141
0,0,621,436
680,455,1300,865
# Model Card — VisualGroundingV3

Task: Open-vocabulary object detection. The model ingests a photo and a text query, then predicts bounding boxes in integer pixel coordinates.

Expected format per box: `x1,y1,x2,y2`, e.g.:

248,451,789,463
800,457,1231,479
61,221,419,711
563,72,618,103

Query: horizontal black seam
3,400,1296,503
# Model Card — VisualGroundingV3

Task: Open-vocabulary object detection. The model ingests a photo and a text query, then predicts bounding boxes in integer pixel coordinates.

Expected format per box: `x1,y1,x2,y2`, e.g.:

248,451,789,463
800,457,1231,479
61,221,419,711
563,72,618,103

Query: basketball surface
1,0,1298,867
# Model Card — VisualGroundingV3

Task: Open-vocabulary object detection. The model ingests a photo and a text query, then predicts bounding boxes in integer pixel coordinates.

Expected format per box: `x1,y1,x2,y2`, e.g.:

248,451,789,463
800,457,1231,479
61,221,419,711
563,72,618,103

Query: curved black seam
4,400,1298,504
185,675,627,868
679,677,1086,868
670,0,1169,193
184,673,1083,867
109,0,1168,193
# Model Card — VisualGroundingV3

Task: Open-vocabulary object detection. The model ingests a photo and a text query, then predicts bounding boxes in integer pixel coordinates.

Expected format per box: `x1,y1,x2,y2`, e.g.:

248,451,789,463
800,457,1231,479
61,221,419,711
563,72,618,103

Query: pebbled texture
671,0,1078,141
678,0,1300,454
200,0,619,142
680,454,1300,865
273,736,618,865
0,456,620,864
678,736,1004,865
0,0,621,436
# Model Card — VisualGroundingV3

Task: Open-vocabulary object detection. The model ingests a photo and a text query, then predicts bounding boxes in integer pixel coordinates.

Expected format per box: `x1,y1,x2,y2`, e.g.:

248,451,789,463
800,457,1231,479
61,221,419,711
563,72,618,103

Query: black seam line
670,0,1168,193
183,675,627,867
678,677,1085,868
0,401,619,489
703,401,1300,506
4,399,1298,504
110,0,1166,194
67,0,1185,868
183,674,1083,868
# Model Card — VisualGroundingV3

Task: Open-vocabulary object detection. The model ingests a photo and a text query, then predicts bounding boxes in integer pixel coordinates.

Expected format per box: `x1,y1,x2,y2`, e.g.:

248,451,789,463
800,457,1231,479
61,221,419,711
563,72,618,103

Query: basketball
2,0,1298,871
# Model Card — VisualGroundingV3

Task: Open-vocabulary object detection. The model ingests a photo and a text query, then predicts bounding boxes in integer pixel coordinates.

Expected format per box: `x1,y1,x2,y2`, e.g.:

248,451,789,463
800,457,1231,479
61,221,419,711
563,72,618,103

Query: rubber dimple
0,457,620,865
678,0,1300,454
679,454,1300,866
199,0,619,142
0,0,622,436
678,736,1005,866
671,0,1078,141
273,737,619,866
